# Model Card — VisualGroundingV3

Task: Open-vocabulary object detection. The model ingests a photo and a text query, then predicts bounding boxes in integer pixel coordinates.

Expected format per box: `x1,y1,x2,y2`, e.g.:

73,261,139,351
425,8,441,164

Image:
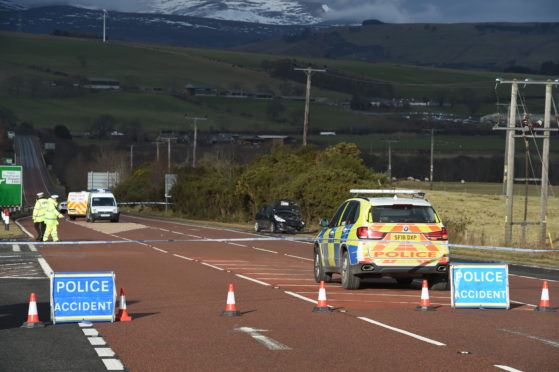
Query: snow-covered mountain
142,0,328,25
5,0,329,25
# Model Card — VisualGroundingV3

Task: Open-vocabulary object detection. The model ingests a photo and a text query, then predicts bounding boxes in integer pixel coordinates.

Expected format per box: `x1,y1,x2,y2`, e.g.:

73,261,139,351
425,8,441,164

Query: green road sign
0,166,22,207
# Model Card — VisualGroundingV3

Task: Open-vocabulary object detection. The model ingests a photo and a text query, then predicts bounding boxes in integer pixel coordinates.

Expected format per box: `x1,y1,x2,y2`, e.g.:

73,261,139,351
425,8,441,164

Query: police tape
0,236,558,253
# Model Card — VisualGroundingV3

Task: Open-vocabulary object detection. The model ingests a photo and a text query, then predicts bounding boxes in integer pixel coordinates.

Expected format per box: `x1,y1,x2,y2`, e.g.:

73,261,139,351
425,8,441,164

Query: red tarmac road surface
20,215,559,371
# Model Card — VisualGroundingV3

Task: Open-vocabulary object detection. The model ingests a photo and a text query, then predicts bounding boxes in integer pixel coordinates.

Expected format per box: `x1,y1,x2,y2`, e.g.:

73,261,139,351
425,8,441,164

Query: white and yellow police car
314,189,449,289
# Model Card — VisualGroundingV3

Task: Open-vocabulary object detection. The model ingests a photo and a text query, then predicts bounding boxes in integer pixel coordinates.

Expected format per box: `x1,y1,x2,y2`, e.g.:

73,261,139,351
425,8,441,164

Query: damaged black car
254,200,305,233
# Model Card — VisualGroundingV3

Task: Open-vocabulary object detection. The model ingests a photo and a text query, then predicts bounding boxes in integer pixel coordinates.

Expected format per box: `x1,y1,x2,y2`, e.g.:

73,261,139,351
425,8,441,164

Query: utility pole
167,137,171,172
294,66,326,146
102,9,107,43
494,78,559,246
539,82,552,244
185,114,207,167
428,128,434,190
129,145,133,171
384,140,398,184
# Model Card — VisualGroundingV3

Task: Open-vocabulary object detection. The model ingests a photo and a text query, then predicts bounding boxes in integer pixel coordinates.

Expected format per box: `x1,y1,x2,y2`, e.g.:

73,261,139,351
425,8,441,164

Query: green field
2,32,552,136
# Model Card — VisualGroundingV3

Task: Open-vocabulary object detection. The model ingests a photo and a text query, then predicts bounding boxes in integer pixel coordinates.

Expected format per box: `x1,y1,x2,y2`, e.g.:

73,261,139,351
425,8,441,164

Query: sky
14,0,559,23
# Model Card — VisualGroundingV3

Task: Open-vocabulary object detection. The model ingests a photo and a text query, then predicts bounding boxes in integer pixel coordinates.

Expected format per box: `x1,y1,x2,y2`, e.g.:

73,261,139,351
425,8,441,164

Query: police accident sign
450,263,509,309
51,272,116,323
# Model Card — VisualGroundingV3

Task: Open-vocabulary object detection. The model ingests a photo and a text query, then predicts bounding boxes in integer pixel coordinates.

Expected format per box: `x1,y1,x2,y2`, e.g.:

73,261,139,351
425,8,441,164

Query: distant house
254,92,273,100
83,78,120,90
221,90,248,98
185,83,218,96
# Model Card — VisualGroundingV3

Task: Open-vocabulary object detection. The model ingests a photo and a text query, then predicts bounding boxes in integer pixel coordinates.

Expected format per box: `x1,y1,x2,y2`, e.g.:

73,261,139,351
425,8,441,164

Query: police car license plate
391,233,419,241
101,214,110,217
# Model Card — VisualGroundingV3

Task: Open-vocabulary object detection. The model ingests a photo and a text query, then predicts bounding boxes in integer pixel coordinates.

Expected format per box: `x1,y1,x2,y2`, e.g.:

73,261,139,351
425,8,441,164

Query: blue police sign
451,264,509,309
51,272,116,323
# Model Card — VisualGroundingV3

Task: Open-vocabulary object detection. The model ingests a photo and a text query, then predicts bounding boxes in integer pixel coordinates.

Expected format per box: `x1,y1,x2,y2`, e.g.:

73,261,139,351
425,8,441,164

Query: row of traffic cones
21,288,133,327
21,279,556,326
218,279,557,315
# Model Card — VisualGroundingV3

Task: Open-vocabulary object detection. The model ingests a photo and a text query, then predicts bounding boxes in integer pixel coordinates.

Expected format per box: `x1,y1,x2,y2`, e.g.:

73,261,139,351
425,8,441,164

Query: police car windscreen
373,205,436,223
92,197,116,207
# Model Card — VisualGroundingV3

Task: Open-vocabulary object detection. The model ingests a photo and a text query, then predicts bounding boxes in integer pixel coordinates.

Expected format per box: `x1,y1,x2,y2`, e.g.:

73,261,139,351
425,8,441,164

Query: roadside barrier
535,281,556,312
116,288,133,321
21,293,45,328
221,284,241,317
416,280,435,311
313,281,332,312
2,236,558,254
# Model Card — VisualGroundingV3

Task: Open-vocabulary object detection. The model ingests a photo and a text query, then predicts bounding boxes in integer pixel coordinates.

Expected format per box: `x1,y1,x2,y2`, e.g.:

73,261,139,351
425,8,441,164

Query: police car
314,189,449,289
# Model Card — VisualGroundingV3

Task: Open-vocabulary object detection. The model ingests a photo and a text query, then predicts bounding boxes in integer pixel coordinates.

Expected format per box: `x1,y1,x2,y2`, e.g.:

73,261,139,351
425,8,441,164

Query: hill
236,22,559,72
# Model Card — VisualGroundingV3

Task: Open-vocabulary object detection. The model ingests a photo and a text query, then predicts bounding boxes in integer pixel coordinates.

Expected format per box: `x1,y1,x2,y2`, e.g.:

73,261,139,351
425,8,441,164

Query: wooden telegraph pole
294,66,326,146
494,78,558,246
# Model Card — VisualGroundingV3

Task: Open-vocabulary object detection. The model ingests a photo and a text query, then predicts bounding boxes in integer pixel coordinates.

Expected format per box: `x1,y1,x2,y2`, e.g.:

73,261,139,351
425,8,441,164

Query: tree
90,114,115,138
53,125,72,139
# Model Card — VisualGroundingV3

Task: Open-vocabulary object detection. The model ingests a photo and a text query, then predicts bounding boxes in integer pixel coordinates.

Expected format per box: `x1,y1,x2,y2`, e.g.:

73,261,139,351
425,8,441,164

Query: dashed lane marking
498,328,559,348
79,322,125,371
234,327,291,351
252,247,278,253
235,274,271,287
284,254,312,261
173,254,194,261
494,365,523,372
358,317,446,346
201,262,224,271
13,244,20,252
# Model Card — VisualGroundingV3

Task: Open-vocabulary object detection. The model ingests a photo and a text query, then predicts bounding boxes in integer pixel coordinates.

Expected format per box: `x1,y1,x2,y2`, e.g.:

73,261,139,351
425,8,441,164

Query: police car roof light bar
349,189,425,198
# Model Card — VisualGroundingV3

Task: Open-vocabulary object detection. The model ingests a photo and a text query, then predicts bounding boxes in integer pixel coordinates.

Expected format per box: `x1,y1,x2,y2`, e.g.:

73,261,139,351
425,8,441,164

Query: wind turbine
102,9,108,43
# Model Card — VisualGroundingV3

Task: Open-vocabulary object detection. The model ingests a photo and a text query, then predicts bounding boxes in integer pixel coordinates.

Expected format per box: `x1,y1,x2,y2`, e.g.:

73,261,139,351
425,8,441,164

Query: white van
86,189,119,223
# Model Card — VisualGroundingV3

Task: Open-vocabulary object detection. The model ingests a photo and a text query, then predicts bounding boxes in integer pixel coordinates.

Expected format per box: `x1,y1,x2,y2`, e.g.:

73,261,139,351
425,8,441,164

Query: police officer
32,192,49,241
43,194,63,242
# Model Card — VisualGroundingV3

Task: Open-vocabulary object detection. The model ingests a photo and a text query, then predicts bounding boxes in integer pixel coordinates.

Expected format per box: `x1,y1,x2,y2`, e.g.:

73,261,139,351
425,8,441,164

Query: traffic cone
116,288,133,321
221,284,241,316
535,281,556,312
416,280,436,311
21,293,45,328
313,281,333,312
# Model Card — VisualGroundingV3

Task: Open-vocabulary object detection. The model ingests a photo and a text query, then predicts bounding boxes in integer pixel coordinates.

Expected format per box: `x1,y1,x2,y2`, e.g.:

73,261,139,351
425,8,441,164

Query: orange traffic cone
313,281,333,312
416,280,436,311
116,288,133,321
221,284,241,316
535,281,556,312
21,293,45,328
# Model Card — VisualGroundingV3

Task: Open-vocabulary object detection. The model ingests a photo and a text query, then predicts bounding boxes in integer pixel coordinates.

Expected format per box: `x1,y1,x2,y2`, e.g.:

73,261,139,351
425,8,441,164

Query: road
2,215,557,371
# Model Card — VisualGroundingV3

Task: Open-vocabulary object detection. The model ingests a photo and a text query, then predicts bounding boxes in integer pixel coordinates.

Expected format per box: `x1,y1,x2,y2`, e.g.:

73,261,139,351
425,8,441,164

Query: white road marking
257,278,314,281
173,254,193,261
246,273,307,276
284,291,317,304
95,348,116,357
82,328,99,337
358,317,446,346
88,337,107,346
234,327,291,350
235,274,271,287
152,247,167,253
499,328,559,347
12,244,20,252
252,247,278,253
229,243,247,247
284,254,312,261
101,359,125,371
201,262,224,271
37,257,53,277
509,274,558,283
494,365,523,372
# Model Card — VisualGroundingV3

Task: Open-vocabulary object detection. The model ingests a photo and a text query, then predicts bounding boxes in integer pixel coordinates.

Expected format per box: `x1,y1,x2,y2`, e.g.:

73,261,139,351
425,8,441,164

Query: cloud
320,0,440,23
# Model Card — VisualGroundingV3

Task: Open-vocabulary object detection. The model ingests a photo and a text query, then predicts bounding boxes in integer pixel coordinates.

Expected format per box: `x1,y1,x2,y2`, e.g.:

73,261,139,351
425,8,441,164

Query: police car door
336,201,360,267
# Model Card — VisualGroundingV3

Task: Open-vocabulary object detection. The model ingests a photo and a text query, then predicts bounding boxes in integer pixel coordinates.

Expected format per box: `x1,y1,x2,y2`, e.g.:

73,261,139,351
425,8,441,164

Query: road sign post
50,272,116,323
450,263,509,309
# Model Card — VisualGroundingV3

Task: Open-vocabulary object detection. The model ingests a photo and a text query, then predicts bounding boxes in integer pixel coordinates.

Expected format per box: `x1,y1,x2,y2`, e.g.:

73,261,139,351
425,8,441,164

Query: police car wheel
314,247,332,283
341,251,360,290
